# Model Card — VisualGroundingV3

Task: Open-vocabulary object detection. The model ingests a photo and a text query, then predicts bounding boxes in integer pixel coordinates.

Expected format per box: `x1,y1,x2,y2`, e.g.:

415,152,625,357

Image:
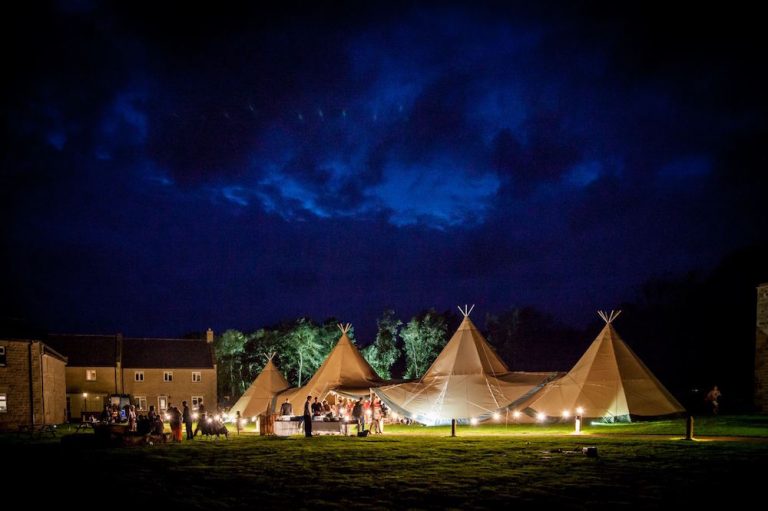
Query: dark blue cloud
2,2,766,338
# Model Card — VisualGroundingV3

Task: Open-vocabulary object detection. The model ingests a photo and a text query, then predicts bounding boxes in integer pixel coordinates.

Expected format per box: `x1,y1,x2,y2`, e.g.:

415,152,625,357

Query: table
273,419,353,436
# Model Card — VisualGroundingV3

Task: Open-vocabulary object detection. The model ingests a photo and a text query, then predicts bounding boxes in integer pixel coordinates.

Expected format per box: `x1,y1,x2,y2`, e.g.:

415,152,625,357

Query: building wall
0,340,67,429
124,367,217,412
755,283,768,413
43,354,67,424
64,366,117,419
0,340,34,430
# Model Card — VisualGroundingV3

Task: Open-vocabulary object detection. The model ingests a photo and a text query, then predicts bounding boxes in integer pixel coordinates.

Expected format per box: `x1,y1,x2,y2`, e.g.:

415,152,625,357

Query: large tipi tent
229,356,291,418
374,306,556,425
519,310,685,421
275,323,384,413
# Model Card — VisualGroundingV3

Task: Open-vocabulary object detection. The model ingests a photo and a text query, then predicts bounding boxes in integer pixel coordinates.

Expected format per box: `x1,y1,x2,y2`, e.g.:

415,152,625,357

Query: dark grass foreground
4,417,768,509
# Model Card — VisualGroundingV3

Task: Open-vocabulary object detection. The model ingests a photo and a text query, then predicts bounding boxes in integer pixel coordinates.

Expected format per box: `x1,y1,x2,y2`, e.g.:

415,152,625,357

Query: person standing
705,385,722,415
182,401,194,440
236,411,243,435
303,395,313,437
194,400,206,437
279,398,293,416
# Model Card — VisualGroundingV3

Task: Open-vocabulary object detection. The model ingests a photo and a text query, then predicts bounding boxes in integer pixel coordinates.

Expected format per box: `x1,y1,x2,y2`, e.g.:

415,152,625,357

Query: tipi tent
275,323,384,412
519,310,685,421
229,356,291,418
374,306,556,425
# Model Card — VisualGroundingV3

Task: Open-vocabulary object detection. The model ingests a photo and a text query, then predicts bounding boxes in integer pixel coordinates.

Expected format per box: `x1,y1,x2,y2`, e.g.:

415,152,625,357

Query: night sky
3,2,766,340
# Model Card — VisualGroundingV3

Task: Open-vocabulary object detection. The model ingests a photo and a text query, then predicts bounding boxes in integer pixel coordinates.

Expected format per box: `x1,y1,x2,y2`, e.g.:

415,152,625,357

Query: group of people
298,395,387,437
97,399,229,441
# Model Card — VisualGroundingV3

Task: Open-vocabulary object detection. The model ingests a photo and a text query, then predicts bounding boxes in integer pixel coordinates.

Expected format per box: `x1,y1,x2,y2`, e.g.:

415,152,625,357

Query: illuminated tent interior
374,306,556,425
274,323,385,413
517,310,685,422
229,356,291,418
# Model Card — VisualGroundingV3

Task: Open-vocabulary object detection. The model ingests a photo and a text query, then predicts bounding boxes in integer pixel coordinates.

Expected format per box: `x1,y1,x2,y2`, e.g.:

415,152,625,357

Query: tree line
215,243,768,412
214,307,581,402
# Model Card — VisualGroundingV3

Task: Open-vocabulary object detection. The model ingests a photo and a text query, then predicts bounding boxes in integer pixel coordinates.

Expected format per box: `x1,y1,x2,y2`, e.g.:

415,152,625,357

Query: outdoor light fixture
470,417,478,426
536,412,546,422
562,410,570,418
492,412,500,421
512,410,521,419
192,413,199,420
575,406,583,434
82,392,88,415
251,416,257,422
206,418,213,423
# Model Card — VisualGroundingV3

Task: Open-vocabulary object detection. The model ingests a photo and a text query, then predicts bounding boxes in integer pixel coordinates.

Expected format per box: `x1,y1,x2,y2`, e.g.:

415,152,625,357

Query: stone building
46,329,217,420
0,339,67,430
755,283,768,412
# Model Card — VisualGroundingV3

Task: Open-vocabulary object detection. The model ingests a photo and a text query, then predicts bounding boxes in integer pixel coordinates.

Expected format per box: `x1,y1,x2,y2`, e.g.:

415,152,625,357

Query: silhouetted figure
182,401,193,440
303,395,313,437
705,385,721,415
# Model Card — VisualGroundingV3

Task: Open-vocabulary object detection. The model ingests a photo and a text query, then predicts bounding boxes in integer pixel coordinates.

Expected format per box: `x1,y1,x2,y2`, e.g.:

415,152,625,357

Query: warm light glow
164,414,170,421
562,410,570,418
192,413,199,420
512,410,521,419
251,416,257,422
206,418,213,423
365,410,372,417
82,393,88,398
576,407,584,415
239,419,247,426
214,414,221,421
492,412,500,421
536,412,546,422
470,417,478,426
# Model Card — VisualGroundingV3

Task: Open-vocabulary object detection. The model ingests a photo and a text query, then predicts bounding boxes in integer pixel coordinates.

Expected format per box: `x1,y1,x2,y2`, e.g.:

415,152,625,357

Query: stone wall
755,283,768,413
0,341,65,429
124,367,217,412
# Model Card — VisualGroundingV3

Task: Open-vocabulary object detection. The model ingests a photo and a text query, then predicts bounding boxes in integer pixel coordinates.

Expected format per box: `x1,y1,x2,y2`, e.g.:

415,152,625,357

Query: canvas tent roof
518,311,685,421
275,324,384,412
374,308,555,425
229,357,290,418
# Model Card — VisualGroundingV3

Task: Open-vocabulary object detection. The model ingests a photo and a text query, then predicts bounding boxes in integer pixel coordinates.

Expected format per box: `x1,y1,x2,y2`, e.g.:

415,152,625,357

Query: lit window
0,393,7,413
134,396,147,411
192,372,201,382
134,371,144,382
0,345,6,367
86,369,96,381
158,396,168,410
192,396,204,410
163,371,173,382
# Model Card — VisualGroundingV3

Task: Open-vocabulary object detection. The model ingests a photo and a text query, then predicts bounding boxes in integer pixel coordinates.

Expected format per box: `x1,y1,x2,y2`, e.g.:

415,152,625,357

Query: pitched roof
519,315,685,420
276,324,383,412
229,358,290,417
46,334,119,366
375,315,554,424
45,334,215,369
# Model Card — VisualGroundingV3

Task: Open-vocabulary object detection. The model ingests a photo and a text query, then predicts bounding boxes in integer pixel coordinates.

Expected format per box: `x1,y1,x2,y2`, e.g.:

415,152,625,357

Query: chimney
206,328,214,344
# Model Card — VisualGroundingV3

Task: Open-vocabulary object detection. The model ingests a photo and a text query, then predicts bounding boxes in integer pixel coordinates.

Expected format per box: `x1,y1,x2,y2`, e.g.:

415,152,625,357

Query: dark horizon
3,2,766,342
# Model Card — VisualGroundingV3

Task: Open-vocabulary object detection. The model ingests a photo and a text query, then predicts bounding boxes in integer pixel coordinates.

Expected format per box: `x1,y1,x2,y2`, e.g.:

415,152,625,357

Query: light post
575,407,584,434
82,392,88,421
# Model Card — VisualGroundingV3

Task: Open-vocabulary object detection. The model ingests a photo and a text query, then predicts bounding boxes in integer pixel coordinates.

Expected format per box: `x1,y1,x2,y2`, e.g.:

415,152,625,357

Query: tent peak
457,304,475,317
337,322,352,334
265,352,276,361
597,310,622,324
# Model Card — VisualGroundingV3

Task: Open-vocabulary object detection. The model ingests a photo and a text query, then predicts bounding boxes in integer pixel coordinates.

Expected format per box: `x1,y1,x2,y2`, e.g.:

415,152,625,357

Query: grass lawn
4,416,767,508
